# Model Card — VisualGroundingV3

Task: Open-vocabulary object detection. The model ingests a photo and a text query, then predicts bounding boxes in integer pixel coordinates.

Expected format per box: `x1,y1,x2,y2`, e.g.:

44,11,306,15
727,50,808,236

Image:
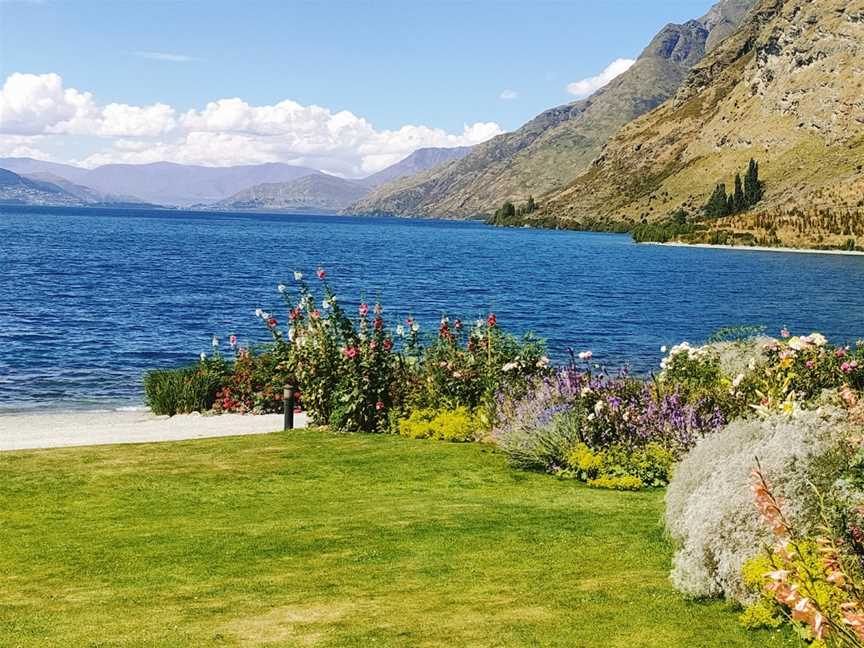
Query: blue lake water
2,205,864,411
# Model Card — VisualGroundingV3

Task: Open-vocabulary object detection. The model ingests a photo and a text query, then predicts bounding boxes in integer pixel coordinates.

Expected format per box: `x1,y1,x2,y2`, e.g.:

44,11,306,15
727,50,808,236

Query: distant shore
647,241,864,257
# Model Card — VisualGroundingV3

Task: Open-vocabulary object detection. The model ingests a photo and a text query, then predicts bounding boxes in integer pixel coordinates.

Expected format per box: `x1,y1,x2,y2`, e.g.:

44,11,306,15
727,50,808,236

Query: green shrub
143,364,223,416
566,442,675,488
587,475,644,491
397,407,479,442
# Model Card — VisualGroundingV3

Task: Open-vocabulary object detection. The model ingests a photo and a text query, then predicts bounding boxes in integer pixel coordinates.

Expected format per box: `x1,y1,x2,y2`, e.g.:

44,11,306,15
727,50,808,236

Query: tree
526,196,536,214
744,158,762,207
672,208,688,225
705,183,729,218
733,173,745,213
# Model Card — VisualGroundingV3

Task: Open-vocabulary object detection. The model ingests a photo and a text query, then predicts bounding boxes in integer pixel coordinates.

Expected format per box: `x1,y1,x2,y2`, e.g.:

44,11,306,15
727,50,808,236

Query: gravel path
0,410,308,451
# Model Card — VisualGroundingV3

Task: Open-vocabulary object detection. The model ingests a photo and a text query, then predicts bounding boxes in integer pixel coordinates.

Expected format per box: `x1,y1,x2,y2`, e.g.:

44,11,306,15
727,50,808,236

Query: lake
2,205,864,411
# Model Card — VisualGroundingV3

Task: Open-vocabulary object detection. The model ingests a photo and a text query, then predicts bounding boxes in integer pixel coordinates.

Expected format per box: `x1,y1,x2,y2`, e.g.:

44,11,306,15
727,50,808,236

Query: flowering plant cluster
493,355,726,487
743,467,864,647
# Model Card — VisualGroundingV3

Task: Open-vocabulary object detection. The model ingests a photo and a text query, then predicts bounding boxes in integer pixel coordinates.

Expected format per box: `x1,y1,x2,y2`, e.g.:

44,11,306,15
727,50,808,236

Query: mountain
530,0,864,250
21,172,148,205
0,158,91,184
211,146,473,213
0,168,82,206
212,173,370,213
348,0,756,218
362,146,472,187
78,162,320,206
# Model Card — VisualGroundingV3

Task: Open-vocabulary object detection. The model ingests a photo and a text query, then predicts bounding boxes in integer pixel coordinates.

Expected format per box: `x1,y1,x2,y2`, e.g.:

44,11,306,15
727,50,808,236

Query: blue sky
0,0,719,173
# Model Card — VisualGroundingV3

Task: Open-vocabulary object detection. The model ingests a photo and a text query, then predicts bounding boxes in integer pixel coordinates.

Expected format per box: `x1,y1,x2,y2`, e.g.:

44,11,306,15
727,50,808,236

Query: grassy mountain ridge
212,173,370,213
347,0,757,219
531,0,864,250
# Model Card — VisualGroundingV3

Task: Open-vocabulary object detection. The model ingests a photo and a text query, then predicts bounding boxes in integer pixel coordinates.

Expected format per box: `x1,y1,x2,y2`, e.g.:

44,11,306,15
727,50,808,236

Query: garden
9,269,864,645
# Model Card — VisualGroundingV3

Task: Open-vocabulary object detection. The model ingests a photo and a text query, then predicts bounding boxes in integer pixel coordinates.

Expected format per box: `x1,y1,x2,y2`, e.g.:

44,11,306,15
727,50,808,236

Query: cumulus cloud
499,89,518,100
566,58,636,98
0,72,503,175
134,51,198,63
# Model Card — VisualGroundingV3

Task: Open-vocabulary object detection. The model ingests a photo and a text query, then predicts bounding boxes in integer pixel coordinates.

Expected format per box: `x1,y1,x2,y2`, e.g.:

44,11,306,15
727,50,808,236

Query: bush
566,443,675,488
587,475,645,491
495,407,584,471
397,407,479,442
143,361,223,416
212,347,292,414
665,404,853,602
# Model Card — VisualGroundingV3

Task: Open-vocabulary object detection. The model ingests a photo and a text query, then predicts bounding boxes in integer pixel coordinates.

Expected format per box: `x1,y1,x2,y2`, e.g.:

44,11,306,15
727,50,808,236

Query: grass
0,430,796,647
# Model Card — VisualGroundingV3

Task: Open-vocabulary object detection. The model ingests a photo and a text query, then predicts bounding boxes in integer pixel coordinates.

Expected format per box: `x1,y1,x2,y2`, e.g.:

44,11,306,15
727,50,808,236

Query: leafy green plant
143,362,224,416
397,407,479,442
587,475,644,491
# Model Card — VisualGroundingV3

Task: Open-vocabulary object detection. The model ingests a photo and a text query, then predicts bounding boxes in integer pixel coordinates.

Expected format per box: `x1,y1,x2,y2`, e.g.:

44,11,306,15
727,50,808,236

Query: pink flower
375,401,384,411
578,350,593,361
267,317,277,328
383,339,393,352
229,334,238,348
370,340,378,350
842,362,853,374
359,303,369,317
805,359,815,369
487,313,497,328
780,327,790,338
316,267,326,280
310,309,321,320
344,346,358,359
837,347,848,358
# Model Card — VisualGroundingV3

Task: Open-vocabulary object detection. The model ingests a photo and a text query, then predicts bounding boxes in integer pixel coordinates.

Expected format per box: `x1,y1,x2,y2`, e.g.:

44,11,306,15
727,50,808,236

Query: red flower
310,309,321,320
383,338,393,351
229,334,238,347
289,307,301,321
487,313,497,328
370,340,378,350
375,401,384,411
267,317,278,328
374,317,384,331
359,303,369,317
344,346,358,359
316,267,326,280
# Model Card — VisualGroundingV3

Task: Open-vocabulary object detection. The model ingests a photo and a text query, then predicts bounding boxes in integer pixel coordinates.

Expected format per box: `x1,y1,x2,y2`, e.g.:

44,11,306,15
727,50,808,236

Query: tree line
703,159,763,218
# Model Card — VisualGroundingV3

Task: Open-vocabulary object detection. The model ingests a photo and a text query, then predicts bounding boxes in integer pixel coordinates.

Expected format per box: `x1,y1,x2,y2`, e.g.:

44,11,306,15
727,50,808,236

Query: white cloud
499,89,518,100
134,51,198,63
0,72,503,176
566,58,636,99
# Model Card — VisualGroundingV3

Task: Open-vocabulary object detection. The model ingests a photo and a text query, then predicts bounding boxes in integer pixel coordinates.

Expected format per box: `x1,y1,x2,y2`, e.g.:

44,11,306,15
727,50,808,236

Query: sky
0,0,719,177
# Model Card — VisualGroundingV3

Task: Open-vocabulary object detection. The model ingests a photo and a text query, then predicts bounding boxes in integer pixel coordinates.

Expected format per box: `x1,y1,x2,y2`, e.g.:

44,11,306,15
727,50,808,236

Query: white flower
411,322,420,333
587,413,596,421
536,356,550,369
277,284,287,294
475,319,484,328
200,352,207,361
288,327,295,341
293,271,303,281
732,373,744,388
578,350,593,361
748,357,757,370
594,400,605,415
396,324,405,337
255,308,264,318
502,361,519,372
788,337,805,351
211,335,219,347
803,332,827,347
661,345,668,353
580,387,593,397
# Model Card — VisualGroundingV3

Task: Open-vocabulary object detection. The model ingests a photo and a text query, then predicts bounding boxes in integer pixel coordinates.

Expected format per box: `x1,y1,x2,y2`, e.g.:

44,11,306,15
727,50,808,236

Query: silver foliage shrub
665,403,852,603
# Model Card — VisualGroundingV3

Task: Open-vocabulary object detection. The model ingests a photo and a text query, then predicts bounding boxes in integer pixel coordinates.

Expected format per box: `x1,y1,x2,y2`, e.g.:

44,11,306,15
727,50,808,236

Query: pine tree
705,183,729,218
744,158,762,208
733,173,745,213
526,196,536,214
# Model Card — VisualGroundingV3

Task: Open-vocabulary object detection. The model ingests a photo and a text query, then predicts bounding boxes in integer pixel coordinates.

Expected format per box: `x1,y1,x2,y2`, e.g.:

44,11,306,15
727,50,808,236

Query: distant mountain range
347,0,757,218
0,146,473,213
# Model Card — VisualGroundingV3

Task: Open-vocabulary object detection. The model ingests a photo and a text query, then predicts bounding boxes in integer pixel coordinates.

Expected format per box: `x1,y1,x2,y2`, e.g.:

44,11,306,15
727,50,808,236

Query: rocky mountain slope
363,146,472,187
531,0,864,250
348,0,756,218
212,173,370,213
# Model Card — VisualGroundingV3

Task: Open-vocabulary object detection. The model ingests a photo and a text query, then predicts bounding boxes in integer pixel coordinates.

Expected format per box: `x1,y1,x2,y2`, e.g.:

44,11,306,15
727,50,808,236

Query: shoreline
646,241,864,257
0,410,308,452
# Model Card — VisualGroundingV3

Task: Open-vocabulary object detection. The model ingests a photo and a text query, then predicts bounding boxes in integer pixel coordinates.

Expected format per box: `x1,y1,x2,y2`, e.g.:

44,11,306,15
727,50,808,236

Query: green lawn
0,430,795,647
